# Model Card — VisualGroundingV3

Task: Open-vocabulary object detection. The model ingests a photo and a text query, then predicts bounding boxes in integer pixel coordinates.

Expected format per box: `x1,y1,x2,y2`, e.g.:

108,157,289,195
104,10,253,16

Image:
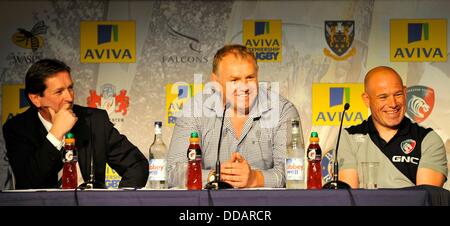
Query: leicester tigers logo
406,86,434,123
401,139,416,154
408,95,430,119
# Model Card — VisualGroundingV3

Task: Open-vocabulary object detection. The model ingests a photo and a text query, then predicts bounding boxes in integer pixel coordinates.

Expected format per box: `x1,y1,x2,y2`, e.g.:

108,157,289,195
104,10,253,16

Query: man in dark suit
3,59,149,189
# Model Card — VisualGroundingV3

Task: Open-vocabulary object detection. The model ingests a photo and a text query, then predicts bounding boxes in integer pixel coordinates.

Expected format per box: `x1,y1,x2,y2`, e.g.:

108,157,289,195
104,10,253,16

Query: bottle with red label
307,131,322,189
187,131,202,190
62,132,78,189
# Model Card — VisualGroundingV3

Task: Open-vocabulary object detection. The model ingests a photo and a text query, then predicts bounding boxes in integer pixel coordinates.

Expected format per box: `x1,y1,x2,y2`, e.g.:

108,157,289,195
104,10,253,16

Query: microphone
205,103,233,190
322,103,351,189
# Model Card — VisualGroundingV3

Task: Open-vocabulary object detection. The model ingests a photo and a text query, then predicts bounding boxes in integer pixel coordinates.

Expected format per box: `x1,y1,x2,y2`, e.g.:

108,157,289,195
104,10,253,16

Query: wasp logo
11,21,48,51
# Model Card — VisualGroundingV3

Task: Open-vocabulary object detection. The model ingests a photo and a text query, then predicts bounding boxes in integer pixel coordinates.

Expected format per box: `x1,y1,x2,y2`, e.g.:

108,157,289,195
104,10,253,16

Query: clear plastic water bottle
147,121,168,189
286,119,305,189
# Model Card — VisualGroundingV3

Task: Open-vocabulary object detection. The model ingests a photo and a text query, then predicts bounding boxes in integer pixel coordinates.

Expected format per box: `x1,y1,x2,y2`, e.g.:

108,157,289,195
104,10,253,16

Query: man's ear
28,93,42,108
211,72,218,82
362,92,370,108
210,73,222,92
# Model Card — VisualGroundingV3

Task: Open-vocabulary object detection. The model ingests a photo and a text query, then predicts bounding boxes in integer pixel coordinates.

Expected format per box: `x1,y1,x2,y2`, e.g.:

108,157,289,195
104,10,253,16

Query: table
1,186,447,206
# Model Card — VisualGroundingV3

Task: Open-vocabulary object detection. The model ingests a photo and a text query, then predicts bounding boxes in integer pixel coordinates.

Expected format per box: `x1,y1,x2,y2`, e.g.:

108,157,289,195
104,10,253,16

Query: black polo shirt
347,116,431,184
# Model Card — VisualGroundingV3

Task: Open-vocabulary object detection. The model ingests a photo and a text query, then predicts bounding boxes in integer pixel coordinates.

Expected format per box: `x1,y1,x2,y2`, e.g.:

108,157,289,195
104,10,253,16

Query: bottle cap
64,133,75,144
190,131,200,143
291,119,299,127
190,131,199,138
310,132,319,142
291,119,300,135
65,133,74,139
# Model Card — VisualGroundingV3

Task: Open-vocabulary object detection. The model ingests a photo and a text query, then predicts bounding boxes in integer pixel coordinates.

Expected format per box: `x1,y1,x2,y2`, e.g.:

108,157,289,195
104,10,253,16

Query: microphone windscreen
344,103,350,110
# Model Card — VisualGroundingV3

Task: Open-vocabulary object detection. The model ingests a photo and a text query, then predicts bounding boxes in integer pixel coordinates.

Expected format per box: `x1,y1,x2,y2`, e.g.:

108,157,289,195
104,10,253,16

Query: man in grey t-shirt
338,66,447,188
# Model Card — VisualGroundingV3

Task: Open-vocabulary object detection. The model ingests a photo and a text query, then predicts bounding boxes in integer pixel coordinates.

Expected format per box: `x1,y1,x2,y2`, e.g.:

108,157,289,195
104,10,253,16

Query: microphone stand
78,118,105,190
322,103,351,189
205,103,233,190
77,154,104,189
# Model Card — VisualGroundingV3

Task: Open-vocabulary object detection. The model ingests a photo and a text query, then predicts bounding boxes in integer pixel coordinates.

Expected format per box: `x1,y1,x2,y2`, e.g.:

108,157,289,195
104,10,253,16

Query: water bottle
62,132,78,189
286,119,305,189
147,121,168,189
307,132,322,189
187,131,202,190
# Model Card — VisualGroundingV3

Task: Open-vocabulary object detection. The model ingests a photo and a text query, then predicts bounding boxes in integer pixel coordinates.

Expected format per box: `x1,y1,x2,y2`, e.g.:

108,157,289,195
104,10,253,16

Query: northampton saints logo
406,86,435,123
324,20,356,60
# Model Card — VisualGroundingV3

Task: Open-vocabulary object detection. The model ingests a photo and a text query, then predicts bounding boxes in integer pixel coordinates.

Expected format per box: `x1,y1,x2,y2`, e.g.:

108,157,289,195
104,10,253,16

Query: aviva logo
255,21,270,36
98,24,118,45
312,84,367,126
408,23,428,43
166,83,203,126
80,21,135,63
2,84,30,124
243,20,282,62
330,87,350,107
390,19,447,62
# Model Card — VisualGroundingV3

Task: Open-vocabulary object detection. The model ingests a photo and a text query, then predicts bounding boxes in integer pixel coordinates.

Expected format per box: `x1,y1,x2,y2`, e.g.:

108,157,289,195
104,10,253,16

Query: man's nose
387,95,397,107
63,89,74,102
237,80,250,91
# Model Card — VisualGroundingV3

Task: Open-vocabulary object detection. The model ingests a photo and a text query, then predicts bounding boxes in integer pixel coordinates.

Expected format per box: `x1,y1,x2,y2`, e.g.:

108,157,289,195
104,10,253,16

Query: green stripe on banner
423,23,429,41
344,87,350,104
113,25,119,42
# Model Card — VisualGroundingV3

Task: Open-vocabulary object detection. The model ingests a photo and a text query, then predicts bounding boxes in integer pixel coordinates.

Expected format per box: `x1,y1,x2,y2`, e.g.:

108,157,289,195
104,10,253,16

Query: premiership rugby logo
400,139,416,155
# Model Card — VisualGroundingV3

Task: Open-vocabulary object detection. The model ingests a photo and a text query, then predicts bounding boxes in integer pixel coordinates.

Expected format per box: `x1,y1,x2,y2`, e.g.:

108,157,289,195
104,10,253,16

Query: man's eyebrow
51,86,64,92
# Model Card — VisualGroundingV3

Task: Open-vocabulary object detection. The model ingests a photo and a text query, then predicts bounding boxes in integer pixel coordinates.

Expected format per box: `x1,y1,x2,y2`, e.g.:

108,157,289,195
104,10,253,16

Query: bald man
337,66,447,188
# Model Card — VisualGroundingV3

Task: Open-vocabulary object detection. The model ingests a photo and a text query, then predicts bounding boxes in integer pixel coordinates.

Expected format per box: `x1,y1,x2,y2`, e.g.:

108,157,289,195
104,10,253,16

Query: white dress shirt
38,112,84,186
